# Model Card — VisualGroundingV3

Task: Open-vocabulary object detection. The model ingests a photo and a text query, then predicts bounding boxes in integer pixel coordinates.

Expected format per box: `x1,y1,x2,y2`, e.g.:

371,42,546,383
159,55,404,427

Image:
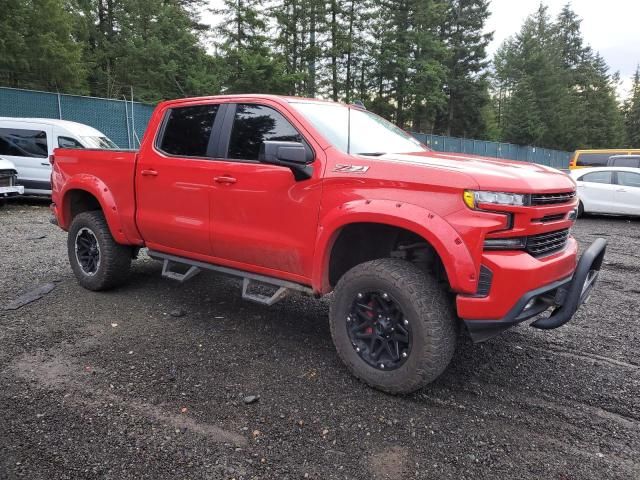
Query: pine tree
215,0,295,94
624,67,640,147
0,0,87,93
436,0,493,137
502,76,545,145
493,4,625,150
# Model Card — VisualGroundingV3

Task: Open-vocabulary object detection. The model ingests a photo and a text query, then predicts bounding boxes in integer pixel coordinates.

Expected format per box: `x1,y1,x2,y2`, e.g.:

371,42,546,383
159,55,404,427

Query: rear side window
0,128,48,158
610,157,640,168
228,104,302,161
58,136,83,148
580,171,612,184
576,153,618,167
159,104,219,157
617,172,640,188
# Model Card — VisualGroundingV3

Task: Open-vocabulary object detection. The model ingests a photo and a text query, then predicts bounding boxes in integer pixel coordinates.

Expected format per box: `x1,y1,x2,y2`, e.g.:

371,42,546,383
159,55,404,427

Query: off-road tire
329,258,457,394
67,211,132,291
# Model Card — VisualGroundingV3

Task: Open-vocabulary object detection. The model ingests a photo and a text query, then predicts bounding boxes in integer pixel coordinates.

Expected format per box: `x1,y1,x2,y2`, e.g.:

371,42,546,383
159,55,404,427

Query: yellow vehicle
570,149,640,169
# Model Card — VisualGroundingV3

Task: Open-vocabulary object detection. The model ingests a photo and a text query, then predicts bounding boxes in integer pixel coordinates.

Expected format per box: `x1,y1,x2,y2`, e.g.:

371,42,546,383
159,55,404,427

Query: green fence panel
0,87,60,119
0,87,155,149
413,132,570,167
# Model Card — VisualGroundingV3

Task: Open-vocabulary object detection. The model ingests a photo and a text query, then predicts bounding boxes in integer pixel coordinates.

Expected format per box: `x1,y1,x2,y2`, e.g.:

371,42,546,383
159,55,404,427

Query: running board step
242,279,289,306
161,259,201,283
148,250,313,306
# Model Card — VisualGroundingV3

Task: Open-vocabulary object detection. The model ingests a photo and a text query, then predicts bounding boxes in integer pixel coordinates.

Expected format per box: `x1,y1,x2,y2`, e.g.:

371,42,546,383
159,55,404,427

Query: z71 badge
333,164,370,174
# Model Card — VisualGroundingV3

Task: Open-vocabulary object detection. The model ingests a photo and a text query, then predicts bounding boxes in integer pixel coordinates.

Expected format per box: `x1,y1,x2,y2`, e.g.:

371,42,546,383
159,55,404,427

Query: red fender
312,199,478,295
59,174,143,245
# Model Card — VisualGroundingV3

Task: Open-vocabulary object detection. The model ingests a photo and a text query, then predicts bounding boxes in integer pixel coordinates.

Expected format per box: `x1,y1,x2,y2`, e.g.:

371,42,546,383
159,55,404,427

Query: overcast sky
201,0,639,98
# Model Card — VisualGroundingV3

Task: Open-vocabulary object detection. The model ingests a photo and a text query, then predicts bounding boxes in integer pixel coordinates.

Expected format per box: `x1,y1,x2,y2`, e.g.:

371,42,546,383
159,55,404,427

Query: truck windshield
290,102,428,155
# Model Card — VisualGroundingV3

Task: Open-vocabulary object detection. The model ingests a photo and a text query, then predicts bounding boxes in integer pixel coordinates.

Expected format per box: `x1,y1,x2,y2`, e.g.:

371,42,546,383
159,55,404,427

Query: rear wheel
329,258,457,394
67,211,132,291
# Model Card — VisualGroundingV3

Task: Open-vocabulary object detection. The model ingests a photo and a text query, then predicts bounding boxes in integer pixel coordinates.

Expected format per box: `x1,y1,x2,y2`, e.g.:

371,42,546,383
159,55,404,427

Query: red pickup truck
51,95,606,393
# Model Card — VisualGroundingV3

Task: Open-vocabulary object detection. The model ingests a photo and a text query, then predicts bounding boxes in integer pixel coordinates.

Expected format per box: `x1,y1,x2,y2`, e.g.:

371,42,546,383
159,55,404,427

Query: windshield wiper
356,152,386,156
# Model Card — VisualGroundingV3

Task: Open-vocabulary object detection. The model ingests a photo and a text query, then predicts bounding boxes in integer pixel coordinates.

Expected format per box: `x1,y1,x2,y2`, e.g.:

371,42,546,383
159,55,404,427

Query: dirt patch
368,446,410,479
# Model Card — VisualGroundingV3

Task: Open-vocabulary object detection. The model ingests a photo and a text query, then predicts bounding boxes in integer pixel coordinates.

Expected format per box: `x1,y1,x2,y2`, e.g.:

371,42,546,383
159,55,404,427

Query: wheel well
66,189,102,222
328,223,448,289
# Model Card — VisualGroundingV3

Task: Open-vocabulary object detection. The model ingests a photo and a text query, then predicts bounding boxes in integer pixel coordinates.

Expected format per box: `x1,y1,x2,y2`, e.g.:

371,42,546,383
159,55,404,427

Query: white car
571,167,640,217
0,156,24,207
0,118,118,196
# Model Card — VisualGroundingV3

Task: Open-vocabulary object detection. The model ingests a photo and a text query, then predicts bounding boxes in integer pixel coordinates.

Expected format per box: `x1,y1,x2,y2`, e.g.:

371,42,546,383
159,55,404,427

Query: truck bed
52,148,141,244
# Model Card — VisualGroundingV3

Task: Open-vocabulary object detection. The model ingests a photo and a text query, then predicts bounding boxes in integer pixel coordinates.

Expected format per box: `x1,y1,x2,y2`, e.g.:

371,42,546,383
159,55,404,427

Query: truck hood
376,151,575,193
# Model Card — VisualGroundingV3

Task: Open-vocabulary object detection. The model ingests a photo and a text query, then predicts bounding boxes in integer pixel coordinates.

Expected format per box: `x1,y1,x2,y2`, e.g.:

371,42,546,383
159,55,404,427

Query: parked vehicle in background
0,118,118,196
51,94,607,394
569,149,640,170
0,156,24,207
607,155,640,169
571,167,640,217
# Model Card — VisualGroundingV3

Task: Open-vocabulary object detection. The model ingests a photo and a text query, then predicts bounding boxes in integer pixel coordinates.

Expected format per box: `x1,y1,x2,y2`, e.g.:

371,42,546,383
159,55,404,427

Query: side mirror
259,141,313,181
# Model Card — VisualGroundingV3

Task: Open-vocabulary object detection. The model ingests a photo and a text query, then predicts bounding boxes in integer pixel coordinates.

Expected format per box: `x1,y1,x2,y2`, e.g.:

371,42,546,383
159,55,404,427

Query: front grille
530,191,576,206
0,171,14,188
526,229,570,257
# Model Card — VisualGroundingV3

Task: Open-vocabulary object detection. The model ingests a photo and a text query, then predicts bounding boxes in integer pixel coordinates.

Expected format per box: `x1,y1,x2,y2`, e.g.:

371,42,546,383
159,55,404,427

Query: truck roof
159,94,346,109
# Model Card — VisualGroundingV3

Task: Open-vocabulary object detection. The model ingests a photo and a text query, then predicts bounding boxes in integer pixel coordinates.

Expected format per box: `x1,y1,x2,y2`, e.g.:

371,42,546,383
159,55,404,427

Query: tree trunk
330,0,338,101
308,0,316,97
345,0,355,103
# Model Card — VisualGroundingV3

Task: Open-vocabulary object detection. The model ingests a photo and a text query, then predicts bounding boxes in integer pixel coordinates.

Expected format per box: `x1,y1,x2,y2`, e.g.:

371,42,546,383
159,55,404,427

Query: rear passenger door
0,124,52,192
135,102,222,257
207,102,323,282
614,171,640,216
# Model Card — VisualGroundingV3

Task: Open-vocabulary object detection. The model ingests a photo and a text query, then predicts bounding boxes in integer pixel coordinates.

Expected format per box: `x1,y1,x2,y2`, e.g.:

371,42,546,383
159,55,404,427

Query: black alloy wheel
75,227,101,275
347,291,412,370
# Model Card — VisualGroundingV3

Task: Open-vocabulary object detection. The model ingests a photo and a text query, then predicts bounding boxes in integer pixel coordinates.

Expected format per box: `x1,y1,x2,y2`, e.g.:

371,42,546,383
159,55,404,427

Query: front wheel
67,211,132,291
329,258,457,394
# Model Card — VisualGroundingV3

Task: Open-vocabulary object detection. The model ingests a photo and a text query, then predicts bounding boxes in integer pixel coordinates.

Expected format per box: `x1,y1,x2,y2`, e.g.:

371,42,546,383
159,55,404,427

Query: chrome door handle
141,169,158,177
616,188,627,192
214,175,237,185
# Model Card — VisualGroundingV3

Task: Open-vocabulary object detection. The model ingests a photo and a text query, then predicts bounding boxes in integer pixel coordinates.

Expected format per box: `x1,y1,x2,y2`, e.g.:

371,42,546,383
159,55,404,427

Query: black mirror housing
259,141,314,181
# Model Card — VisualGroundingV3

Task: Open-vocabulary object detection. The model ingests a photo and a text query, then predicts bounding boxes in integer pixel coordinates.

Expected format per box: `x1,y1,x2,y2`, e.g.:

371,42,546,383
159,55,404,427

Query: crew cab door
135,102,222,256
207,102,323,281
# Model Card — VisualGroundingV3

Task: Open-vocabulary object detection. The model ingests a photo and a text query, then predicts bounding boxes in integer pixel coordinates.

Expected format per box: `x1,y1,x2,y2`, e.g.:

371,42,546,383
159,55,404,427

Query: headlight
463,190,527,209
483,237,526,250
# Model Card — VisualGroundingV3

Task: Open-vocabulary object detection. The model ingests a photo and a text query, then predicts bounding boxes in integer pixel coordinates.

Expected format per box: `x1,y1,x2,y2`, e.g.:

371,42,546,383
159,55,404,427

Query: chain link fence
411,133,571,169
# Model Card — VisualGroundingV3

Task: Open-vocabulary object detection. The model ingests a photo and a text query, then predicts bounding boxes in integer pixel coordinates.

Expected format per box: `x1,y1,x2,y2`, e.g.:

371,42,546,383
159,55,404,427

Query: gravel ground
0,200,639,480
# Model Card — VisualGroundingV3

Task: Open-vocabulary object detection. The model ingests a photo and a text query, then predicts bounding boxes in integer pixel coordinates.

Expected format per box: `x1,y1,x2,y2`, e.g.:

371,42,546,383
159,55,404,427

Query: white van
0,118,118,195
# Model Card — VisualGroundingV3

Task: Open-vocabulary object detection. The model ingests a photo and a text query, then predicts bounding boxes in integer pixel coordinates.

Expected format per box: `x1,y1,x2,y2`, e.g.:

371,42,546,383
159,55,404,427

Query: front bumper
462,238,607,342
0,185,24,197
